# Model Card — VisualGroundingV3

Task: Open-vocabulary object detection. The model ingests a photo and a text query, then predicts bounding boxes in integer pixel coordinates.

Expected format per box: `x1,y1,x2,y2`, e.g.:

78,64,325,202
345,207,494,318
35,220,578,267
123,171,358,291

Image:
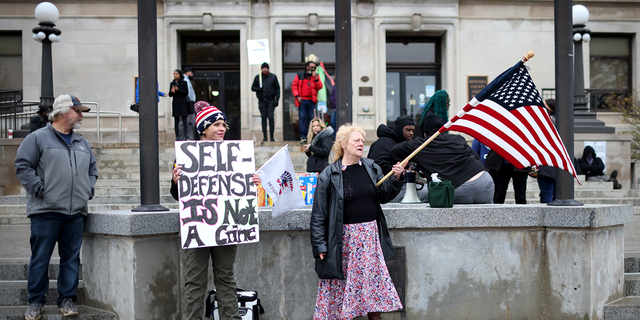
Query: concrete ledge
84,210,180,236
86,204,634,236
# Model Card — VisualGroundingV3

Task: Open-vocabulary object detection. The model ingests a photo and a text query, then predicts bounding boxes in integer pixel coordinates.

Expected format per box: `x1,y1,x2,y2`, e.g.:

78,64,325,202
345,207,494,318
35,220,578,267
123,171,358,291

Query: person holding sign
171,101,242,320
251,62,281,142
310,124,405,320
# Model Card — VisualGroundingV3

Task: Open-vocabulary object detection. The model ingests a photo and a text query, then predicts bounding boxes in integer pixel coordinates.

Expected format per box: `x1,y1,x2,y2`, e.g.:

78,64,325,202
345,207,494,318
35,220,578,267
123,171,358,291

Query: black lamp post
572,4,614,134
32,2,61,111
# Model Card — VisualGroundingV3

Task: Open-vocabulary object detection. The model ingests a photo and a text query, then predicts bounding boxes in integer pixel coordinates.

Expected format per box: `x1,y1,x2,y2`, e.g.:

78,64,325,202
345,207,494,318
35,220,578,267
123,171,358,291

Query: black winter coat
392,133,485,188
577,146,605,178
251,72,281,104
169,80,190,117
29,114,48,133
310,158,403,280
305,126,334,172
367,124,404,174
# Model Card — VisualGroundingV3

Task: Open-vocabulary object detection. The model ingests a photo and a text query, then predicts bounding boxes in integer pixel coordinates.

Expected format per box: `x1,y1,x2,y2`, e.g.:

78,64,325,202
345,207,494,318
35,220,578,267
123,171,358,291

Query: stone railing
82,204,633,320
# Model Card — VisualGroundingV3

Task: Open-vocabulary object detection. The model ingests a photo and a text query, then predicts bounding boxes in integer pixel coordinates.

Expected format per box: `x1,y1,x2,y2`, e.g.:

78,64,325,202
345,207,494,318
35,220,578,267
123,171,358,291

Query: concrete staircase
602,253,640,319
0,236,115,319
0,142,313,225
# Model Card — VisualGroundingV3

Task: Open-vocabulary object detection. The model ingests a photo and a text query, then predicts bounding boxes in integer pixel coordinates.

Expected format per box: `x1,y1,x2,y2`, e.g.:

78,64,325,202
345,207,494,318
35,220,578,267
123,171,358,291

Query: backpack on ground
205,288,265,320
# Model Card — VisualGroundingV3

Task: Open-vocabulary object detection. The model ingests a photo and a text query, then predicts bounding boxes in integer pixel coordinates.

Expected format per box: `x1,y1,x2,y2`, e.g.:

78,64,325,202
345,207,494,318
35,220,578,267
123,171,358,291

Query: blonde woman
310,124,404,320
303,117,334,172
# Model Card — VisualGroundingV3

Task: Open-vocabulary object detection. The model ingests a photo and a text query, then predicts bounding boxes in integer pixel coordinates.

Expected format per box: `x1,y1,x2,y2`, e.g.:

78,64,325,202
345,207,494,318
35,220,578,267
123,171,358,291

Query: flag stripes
445,101,577,179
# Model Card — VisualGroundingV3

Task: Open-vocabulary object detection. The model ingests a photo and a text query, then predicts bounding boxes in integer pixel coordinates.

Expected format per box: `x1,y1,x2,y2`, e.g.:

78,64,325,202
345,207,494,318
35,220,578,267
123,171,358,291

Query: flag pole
376,50,535,187
376,131,441,187
521,50,535,63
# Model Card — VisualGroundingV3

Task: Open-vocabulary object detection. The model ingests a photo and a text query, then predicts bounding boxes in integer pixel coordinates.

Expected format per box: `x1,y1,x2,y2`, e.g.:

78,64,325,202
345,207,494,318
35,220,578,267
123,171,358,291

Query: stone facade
1,0,639,141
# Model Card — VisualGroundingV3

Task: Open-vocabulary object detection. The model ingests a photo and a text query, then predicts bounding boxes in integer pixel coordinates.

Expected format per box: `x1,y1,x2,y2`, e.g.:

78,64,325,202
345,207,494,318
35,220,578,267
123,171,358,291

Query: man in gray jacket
15,94,98,320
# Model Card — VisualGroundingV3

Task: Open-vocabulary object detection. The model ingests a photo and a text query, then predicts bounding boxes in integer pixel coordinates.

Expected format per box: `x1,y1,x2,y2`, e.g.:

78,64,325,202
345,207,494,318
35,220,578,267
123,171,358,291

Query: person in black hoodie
251,62,281,141
392,109,494,204
368,115,416,202
368,115,415,174
577,145,608,181
303,118,334,172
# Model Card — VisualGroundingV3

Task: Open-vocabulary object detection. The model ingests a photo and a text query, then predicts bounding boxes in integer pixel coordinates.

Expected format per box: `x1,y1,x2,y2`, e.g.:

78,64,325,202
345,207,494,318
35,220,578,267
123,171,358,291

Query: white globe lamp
34,2,59,24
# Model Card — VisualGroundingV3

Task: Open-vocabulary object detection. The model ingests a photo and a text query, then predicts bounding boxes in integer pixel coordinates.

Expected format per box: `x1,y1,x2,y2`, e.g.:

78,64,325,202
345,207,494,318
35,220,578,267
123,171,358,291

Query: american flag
440,60,579,181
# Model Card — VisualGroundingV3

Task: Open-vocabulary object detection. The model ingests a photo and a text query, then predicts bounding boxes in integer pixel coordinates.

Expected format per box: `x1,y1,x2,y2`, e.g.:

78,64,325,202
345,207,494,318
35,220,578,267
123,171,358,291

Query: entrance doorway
282,31,335,141
386,72,438,135
386,33,441,137
180,31,241,139
190,72,240,139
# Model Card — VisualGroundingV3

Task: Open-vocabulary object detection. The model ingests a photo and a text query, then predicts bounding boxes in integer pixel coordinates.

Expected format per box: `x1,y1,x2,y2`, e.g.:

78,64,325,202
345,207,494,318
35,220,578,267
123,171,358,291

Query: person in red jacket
292,61,323,143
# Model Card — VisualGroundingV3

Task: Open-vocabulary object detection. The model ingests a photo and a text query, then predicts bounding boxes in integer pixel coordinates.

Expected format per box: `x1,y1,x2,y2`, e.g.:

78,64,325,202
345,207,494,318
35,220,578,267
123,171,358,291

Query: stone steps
0,195,176,206
0,203,179,216
625,253,640,273
0,262,82,281
604,255,640,319
0,306,115,319
0,280,83,306
604,297,640,320
625,274,640,296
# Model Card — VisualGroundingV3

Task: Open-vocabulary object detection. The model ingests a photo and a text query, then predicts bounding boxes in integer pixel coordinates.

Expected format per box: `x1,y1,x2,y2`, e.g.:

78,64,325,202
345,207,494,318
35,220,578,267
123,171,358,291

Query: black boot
608,170,618,181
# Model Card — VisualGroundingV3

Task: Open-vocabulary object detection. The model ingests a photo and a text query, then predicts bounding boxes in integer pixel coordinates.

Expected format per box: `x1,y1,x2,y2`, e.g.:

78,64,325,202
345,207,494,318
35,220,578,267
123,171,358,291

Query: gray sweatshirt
15,123,98,216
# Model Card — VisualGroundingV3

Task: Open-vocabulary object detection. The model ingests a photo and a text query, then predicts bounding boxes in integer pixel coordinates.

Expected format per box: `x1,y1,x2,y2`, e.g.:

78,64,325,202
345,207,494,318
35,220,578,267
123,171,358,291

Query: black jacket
367,124,405,174
251,72,281,104
310,158,403,280
169,80,190,117
392,133,485,188
577,146,605,178
29,114,48,133
305,126,334,172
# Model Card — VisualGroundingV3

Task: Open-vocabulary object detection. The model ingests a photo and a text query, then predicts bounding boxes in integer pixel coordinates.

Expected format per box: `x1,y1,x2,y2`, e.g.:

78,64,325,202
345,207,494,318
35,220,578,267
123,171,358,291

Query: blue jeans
298,99,316,139
28,214,84,305
537,176,556,203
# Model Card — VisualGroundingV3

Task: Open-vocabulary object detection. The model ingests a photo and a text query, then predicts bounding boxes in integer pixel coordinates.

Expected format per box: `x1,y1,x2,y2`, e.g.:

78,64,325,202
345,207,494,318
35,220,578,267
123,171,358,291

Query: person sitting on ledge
392,99,494,204
577,145,621,188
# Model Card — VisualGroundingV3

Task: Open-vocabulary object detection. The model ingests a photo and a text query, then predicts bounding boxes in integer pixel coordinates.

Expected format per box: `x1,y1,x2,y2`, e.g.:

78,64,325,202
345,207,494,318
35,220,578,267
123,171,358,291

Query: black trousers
174,115,190,141
490,162,528,204
258,100,276,139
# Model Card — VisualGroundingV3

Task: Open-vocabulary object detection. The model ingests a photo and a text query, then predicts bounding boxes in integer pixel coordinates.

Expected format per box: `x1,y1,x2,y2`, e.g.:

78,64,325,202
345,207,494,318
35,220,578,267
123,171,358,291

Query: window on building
589,34,632,110
0,31,22,91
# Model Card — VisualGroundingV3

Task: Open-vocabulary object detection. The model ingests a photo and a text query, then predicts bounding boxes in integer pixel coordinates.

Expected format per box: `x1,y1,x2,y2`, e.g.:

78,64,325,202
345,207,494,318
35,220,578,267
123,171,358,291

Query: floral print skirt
313,220,403,319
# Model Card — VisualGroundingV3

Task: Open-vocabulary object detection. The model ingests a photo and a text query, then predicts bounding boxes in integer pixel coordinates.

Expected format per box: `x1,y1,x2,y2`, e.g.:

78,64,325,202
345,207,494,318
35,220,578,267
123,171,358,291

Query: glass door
386,72,437,137
191,72,241,140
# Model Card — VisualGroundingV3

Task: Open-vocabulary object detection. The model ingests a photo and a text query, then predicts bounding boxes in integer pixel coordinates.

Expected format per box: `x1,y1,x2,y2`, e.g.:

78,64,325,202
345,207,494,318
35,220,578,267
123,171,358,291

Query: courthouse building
0,0,638,142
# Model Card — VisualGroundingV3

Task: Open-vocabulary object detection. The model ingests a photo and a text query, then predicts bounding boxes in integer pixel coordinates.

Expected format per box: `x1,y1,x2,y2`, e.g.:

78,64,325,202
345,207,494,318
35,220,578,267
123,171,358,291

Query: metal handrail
23,100,122,143
88,110,122,143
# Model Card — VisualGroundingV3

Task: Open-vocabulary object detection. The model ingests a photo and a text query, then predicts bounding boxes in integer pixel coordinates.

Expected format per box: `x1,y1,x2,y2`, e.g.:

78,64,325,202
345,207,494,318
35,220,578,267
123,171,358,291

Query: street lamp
572,4,613,133
572,4,590,113
32,2,61,111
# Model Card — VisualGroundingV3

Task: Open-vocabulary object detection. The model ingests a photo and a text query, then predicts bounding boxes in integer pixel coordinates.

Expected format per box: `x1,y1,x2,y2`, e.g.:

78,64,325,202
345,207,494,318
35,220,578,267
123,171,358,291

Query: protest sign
175,140,258,249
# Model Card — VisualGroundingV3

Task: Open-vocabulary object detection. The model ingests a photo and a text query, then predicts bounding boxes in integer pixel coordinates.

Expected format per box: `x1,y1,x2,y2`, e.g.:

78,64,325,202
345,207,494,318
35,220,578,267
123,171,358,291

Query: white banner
175,140,259,249
247,38,271,65
256,145,305,217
